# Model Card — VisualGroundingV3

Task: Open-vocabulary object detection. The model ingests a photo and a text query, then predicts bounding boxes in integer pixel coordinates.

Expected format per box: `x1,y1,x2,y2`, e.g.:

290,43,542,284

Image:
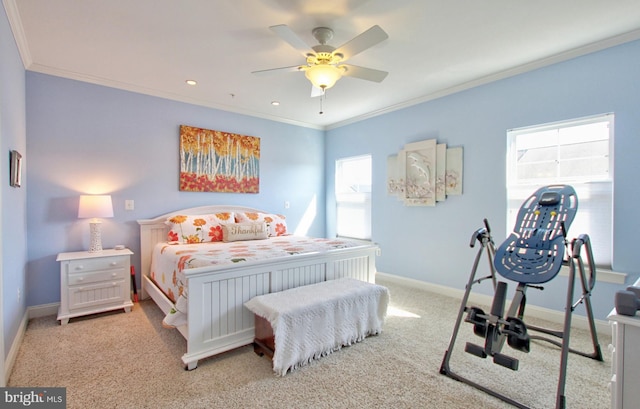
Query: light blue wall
326,39,640,320
1,5,27,361
25,73,325,306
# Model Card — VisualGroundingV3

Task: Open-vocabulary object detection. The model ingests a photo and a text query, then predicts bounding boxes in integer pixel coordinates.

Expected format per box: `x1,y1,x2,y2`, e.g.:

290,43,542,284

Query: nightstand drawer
68,280,128,311
68,268,127,286
68,256,129,274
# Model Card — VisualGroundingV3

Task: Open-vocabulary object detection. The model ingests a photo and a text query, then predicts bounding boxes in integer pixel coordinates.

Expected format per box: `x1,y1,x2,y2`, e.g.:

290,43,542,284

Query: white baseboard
376,272,611,336
4,310,28,383
4,303,59,382
28,302,59,319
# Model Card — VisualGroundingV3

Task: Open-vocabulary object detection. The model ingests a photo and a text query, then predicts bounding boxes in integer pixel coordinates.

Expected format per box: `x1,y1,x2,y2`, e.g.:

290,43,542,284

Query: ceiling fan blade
270,24,314,56
342,64,388,82
334,25,388,60
251,65,302,76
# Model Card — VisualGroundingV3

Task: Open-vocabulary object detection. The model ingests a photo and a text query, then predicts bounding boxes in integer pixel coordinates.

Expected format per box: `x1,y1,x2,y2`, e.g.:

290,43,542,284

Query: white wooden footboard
181,246,377,369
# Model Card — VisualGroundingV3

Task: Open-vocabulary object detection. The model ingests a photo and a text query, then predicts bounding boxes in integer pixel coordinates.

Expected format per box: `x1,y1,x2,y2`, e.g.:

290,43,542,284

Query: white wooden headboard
137,205,266,282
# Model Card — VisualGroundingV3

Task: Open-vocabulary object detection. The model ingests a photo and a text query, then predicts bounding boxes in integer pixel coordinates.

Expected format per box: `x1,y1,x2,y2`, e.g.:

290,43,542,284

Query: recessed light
185,80,197,86
271,101,280,106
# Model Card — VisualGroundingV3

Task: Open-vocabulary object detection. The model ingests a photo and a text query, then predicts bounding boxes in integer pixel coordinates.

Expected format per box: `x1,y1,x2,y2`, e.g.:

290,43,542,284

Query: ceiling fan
252,24,389,96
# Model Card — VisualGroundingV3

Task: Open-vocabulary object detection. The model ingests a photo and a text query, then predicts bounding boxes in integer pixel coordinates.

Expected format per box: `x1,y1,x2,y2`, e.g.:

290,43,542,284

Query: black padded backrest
494,185,578,284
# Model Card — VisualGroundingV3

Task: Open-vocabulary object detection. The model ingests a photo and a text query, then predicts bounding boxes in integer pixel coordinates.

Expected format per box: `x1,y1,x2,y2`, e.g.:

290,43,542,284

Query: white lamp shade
78,195,114,219
78,195,113,252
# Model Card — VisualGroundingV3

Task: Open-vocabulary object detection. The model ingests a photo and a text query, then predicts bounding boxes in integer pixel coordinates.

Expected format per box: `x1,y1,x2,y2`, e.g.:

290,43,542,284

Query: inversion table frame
439,185,603,409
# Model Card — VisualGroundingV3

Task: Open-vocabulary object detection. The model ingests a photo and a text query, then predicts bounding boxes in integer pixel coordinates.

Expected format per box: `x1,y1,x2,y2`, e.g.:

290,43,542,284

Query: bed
137,205,379,369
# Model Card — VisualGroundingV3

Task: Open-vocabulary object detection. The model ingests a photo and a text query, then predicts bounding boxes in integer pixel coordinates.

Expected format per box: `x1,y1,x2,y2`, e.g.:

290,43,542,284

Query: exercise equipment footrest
493,353,519,370
465,342,487,359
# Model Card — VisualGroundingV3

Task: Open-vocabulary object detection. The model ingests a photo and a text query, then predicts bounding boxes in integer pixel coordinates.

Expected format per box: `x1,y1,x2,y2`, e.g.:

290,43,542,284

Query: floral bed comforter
149,236,368,303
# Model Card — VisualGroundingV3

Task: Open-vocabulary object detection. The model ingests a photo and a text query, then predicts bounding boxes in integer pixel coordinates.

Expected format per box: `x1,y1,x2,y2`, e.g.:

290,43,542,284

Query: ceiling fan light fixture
304,64,344,91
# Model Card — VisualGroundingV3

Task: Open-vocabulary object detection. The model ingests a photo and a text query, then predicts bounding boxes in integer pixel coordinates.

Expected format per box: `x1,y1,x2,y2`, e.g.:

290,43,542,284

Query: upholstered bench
244,278,389,375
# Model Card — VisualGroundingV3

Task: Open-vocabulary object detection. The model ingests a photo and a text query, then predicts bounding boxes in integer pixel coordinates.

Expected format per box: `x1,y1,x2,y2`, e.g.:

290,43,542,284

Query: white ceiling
6,0,640,130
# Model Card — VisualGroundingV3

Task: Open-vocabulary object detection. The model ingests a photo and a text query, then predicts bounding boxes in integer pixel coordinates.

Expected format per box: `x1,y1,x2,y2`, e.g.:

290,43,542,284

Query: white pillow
235,212,288,237
166,212,235,243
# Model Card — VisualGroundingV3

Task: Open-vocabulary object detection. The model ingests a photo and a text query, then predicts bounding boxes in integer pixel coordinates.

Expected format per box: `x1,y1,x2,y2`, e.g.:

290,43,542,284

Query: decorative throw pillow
235,212,288,237
222,222,268,242
166,212,235,243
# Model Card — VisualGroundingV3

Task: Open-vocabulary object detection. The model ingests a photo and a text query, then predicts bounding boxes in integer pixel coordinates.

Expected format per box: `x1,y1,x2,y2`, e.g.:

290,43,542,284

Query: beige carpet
8,276,611,409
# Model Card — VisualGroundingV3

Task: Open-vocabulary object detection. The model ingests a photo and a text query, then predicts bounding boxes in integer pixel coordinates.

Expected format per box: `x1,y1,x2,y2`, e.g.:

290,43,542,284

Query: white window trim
507,112,614,186
335,155,372,240
506,113,614,270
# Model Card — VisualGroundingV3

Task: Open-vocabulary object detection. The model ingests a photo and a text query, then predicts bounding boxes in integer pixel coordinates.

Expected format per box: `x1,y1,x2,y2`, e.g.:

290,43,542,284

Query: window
506,113,613,267
335,155,372,240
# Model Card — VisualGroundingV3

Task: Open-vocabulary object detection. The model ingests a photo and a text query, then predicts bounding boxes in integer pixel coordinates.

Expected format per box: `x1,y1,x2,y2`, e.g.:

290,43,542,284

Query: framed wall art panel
179,125,260,193
10,150,22,188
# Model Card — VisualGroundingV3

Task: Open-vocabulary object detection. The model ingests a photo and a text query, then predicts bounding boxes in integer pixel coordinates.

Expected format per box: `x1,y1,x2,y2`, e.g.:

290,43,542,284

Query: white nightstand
57,248,134,325
607,277,640,409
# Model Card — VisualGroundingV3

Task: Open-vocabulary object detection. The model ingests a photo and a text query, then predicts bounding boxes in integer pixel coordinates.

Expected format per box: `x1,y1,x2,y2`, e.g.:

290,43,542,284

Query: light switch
125,200,134,210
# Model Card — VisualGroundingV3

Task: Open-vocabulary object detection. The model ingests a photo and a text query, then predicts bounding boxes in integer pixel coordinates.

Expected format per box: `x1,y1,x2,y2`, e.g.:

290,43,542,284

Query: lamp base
88,221,103,252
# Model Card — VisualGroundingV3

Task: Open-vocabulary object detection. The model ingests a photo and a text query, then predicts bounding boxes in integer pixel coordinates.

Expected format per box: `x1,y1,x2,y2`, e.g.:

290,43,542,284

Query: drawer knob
75,265,84,270
78,277,84,281
111,273,117,277
110,262,118,266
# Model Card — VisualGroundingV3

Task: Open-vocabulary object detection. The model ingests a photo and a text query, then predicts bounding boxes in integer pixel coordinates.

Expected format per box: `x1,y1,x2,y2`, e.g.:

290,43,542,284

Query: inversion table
439,185,603,409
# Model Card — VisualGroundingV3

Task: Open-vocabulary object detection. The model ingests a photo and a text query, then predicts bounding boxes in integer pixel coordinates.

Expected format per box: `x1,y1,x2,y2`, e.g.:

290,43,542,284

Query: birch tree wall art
179,125,260,193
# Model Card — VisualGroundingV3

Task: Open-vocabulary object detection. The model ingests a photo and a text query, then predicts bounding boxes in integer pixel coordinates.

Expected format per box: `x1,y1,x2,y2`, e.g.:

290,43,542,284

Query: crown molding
327,28,640,130
3,0,32,68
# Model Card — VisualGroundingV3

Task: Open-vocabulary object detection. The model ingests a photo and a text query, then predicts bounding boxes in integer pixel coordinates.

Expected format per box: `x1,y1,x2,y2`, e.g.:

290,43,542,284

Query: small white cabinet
608,277,640,409
57,249,134,324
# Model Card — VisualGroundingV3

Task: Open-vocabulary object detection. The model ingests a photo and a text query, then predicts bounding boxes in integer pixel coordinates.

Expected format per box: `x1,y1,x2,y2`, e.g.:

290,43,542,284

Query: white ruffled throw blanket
245,278,389,376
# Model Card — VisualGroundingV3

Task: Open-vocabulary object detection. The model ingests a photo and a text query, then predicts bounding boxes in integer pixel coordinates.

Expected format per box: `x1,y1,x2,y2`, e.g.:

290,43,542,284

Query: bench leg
253,340,274,358
254,315,275,359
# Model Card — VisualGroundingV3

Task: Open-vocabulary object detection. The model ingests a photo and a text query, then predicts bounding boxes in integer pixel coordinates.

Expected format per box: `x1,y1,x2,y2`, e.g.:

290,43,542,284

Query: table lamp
78,195,114,252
